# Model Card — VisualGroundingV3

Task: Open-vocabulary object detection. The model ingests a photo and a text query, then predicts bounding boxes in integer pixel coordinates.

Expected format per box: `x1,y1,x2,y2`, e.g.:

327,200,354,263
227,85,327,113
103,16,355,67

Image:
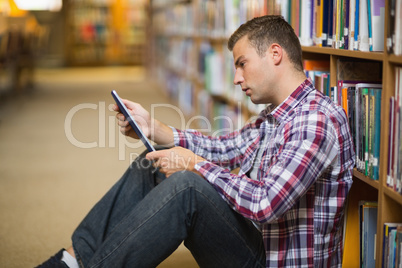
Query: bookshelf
0,10,45,95
148,0,402,267
65,0,148,66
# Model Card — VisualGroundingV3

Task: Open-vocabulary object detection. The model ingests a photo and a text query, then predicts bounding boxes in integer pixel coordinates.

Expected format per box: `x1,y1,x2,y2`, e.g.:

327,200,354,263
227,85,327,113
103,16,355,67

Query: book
332,0,338,47
393,99,400,191
359,201,378,267
394,0,402,55
367,0,373,51
291,0,300,37
358,0,370,51
326,0,334,46
314,0,323,46
343,0,350,50
335,0,343,48
303,59,330,71
300,0,314,46
387,0,396,53
368,88,375,178
397,67,402,193
362,87,369,175
372,88,382,180
354,83,382,174
396,227,402,268
368,0,385,51
354,0,360,50
348,0,356,50
383,223,402,268
387,97,395,189
321,0,329,46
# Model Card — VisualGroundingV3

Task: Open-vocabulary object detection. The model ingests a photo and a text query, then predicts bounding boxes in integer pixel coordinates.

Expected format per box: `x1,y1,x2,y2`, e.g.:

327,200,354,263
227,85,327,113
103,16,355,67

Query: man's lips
242,88,251,96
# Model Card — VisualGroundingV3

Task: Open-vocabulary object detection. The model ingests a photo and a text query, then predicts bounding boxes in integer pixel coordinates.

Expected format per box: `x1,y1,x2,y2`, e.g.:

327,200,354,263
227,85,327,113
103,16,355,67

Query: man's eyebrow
234,56,245,67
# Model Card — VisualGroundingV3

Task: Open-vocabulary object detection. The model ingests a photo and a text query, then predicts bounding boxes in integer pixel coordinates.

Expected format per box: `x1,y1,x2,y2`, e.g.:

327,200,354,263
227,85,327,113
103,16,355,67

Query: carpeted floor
0,67,198,267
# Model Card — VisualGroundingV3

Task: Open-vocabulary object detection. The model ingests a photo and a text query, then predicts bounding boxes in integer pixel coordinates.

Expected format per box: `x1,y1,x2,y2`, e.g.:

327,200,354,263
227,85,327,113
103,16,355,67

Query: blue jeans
72,149,265,268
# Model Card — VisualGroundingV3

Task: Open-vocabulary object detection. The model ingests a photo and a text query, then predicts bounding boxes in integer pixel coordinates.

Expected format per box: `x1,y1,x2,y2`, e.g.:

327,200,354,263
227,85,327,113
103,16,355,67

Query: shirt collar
268,78,315,123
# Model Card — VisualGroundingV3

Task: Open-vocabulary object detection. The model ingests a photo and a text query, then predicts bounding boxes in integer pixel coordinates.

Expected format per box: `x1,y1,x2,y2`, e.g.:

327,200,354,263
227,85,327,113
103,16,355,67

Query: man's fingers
146,150,168,161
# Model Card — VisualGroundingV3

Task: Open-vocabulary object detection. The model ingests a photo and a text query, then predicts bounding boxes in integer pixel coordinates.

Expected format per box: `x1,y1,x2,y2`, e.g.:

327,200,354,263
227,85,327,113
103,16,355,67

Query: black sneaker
35,249,69,268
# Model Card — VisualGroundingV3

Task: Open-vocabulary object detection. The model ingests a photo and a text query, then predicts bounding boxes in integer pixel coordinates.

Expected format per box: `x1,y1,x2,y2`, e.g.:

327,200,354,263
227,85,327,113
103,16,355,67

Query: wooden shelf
384,186,402,206
353,169,380,190
302,46,385,61
388,54,402,64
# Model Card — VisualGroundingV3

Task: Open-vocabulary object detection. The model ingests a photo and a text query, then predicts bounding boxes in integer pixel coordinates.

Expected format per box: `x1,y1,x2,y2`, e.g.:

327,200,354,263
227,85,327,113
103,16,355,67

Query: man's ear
269,43,282,65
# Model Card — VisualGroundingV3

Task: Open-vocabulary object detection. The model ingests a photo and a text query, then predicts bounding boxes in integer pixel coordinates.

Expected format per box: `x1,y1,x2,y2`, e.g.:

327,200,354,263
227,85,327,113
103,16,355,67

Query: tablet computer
111,90,155,152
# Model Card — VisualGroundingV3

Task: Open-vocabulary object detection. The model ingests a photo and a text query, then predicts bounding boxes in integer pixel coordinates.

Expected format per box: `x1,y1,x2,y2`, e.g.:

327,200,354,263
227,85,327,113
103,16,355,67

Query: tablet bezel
111,90,155,152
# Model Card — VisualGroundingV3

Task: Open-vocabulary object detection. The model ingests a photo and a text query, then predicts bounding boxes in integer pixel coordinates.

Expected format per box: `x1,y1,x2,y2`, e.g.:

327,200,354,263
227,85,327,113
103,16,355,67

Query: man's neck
272,71,307,106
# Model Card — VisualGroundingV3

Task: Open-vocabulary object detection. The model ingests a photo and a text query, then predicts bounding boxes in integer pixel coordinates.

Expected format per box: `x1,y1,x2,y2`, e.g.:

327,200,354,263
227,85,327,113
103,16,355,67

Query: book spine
367,0,373,51
368,88,375,178
354,0,360,50
358,0,370,51
387,97,395,188
363,87,369,175
321,0,329,46
343,0,350,49
372,88,382,180
348,0,356,50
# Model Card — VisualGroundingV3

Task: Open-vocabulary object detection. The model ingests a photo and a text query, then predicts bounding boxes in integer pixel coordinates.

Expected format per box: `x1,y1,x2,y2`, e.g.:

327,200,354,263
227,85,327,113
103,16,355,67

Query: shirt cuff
170,127,180,146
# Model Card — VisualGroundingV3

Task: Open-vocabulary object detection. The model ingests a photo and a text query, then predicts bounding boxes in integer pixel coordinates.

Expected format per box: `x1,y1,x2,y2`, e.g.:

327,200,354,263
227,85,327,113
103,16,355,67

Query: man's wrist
151,119,175,146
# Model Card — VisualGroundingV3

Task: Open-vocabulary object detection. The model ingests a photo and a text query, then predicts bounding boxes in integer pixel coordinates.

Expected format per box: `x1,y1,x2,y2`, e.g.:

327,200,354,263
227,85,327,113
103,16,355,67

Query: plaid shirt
173,79,355,267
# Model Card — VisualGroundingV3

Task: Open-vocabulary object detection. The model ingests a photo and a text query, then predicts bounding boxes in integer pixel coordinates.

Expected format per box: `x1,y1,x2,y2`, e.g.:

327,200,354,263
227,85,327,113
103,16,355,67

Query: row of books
197,91,247,134
68,0,147,64
387,66,402,194
243,0,387,51
70,0,146,6
304,60,383,180
151,0,402,54
383,222,402,268
155,67,195,117
152,35,267,116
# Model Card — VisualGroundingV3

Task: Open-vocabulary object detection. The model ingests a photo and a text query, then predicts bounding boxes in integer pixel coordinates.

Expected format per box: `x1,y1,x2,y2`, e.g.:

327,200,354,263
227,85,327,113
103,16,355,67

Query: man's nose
233,69,244,85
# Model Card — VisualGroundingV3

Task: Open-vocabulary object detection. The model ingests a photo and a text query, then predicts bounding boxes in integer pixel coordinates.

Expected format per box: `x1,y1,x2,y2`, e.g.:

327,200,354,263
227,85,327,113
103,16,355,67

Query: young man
38,15,355,268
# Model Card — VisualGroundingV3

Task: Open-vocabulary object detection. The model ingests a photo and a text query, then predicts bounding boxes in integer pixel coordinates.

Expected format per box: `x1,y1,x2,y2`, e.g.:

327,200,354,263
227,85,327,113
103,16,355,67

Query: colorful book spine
327,0,334,46
348,0,356,50
354,0,360,50
387,97,395,188
358,0,370,51
383,223,402,268
343,0,350,50
369,0,385,51
363,87,369,175
359,201,378,268
372,88,382,180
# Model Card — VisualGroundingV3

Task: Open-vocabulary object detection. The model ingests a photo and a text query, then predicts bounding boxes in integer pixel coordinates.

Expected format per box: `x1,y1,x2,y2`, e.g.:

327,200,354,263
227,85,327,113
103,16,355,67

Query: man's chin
249,97,269,105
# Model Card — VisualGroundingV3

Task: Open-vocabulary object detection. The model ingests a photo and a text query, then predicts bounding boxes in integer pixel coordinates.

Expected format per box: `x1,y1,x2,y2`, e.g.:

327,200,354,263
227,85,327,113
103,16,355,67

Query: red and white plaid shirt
173,79,355,267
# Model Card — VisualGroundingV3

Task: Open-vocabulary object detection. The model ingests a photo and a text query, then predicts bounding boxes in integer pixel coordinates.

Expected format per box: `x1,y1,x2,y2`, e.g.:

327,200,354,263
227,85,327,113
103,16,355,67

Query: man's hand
112,99,152,140
146,147,206,178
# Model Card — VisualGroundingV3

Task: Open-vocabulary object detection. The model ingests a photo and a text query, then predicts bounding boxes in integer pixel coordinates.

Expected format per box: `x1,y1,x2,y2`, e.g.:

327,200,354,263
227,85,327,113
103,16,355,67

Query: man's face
232,36,274,104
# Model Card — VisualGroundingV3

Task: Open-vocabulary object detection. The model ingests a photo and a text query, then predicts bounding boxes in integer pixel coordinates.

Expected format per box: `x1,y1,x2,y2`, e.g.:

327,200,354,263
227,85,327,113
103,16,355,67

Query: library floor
0,67,198,267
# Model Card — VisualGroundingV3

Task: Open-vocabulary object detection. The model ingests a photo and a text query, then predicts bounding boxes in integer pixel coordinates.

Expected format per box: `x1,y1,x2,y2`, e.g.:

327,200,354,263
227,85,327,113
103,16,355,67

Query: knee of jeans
131,153,153,170
167,171,207,190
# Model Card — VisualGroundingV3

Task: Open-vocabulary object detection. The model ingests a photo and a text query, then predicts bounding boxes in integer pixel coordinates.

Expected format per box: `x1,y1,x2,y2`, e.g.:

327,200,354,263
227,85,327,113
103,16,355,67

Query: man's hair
228,15,303,72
